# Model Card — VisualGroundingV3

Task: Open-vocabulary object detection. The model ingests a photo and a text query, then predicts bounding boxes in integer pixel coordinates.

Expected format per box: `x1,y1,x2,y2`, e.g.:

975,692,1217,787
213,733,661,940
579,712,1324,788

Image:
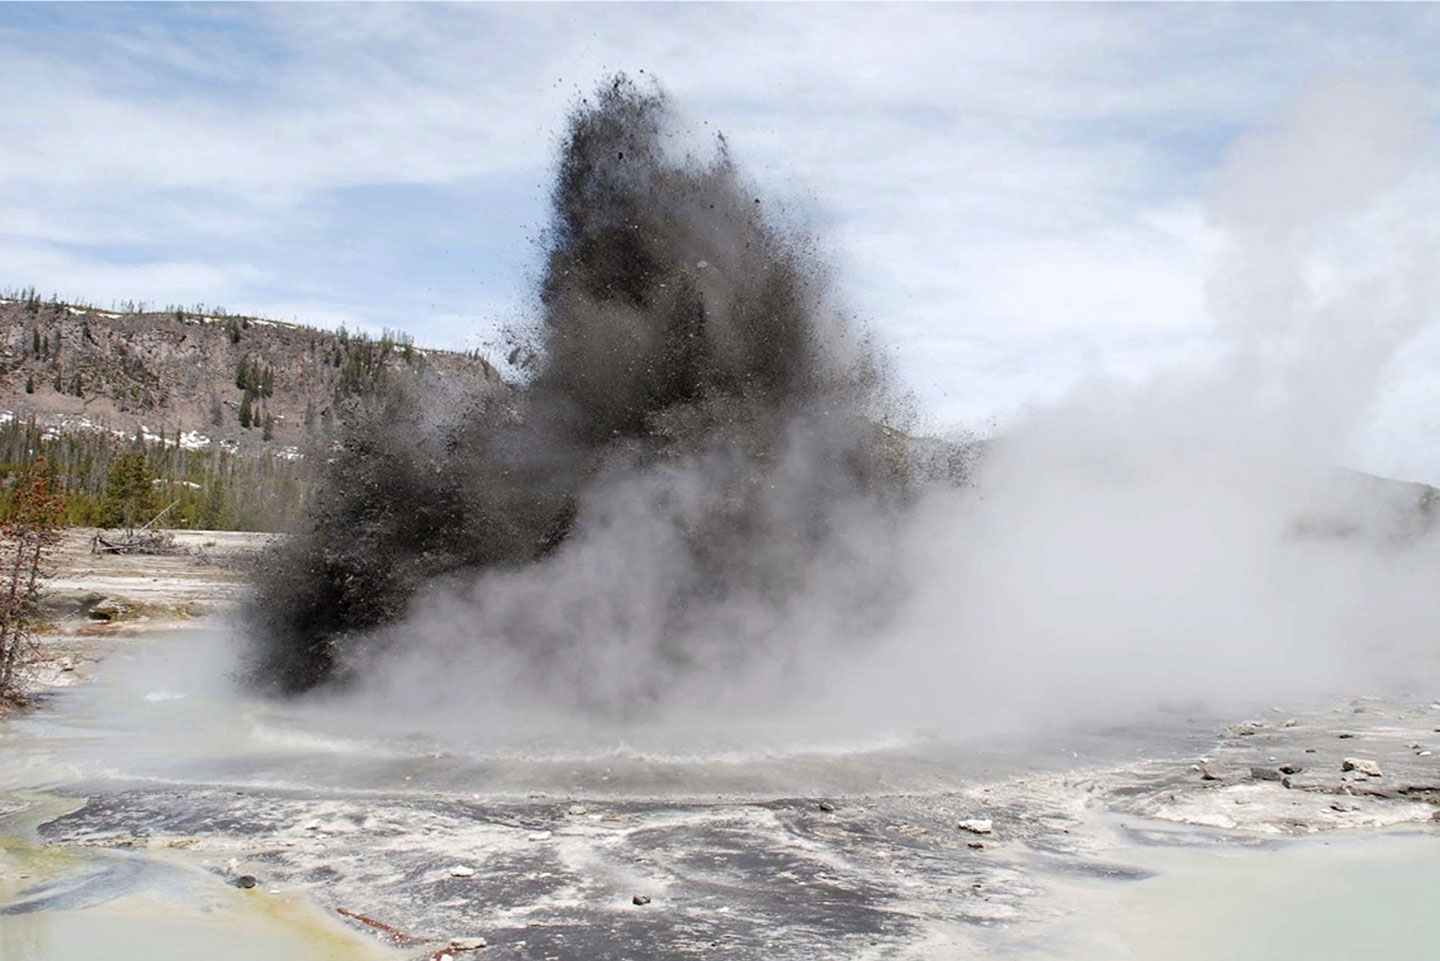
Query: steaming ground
5,625,1440,961
241,75,1440,749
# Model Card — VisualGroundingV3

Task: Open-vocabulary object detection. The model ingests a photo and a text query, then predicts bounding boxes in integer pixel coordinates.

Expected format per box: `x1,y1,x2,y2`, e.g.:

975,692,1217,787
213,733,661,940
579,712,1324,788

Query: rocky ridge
0,295,500,454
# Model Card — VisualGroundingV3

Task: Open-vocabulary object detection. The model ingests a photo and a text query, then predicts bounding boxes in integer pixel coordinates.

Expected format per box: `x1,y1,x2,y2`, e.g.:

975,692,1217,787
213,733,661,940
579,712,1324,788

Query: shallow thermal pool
0,626,1221,799
1107,830,1440,961
0,879,398,961
3,626,1438,960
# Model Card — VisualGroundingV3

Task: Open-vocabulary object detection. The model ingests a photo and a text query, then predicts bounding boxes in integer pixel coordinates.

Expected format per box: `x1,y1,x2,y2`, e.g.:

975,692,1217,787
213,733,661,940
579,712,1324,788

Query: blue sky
6,3,1440,476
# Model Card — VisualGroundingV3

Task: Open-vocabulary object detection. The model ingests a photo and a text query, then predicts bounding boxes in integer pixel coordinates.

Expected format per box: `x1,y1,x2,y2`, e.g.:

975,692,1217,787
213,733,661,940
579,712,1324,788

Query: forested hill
0,290,498,450
0,289,501,530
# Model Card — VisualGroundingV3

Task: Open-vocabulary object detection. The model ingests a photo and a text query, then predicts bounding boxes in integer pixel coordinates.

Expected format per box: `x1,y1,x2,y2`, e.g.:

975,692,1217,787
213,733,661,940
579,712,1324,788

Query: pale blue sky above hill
5,3,1440,477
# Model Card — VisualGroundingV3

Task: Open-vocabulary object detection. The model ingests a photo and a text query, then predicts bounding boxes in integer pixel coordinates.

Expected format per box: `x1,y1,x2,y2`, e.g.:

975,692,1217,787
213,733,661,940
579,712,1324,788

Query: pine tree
239,389,255,429
1,455,65,703
98,452,157,530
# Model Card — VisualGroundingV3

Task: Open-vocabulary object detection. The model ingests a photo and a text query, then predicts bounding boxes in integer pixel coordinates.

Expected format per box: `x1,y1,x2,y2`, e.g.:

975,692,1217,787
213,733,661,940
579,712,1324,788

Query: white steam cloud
338,76,1440,751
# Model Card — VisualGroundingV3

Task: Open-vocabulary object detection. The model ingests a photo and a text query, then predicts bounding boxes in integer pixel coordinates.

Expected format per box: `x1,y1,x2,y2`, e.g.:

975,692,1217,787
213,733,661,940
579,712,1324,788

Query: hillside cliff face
0,296,500,452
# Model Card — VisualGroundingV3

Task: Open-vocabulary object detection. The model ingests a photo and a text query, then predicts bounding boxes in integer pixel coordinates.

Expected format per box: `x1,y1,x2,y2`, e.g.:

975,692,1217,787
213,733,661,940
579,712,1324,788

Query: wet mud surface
5,628,1439,961
33,786,1077,959
18,694,1437,960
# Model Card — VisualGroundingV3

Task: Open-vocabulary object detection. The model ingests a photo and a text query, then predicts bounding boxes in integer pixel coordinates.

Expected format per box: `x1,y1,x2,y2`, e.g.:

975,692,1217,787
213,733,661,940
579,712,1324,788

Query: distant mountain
0,291,500,455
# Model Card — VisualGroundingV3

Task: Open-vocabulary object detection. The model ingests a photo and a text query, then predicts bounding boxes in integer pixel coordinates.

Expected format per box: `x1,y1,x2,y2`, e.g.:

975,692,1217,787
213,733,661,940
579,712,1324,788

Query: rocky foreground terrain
3,533,1437,960
0,517,1437,961
17,527,271,696
16,696,1433,961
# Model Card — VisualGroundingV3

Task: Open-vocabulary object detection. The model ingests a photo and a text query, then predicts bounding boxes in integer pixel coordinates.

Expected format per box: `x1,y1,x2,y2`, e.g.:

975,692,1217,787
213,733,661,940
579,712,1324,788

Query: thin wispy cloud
4,3,1440,475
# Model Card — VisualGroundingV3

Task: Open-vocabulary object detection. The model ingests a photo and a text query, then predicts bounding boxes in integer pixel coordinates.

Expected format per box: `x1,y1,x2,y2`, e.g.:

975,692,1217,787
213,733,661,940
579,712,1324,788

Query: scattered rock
1277,764,1304,775
449,937,488,950
567,804,588,816
58,656,75,672
1283,718,1298,728
1337,732,1357,739
231,875,258,889
816,800,837,813
1341,758,1382,777
632,894,651,906
1249,766,1282,782
449,865,475,878
1226,723,1260,737
966,841,985,850
87,597,129,621
957,819,993,835
1304,748,1317,753
1420,751,1433,757
1195,764,1219,781
527,831,552,842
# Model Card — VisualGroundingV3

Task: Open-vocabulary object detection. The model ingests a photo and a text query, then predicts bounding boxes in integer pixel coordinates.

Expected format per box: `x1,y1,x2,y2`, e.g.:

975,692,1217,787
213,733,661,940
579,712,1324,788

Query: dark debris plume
244,75,919,700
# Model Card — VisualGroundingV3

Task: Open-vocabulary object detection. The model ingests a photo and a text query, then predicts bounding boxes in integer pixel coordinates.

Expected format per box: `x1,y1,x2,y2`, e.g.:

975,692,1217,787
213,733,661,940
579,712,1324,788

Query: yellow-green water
1106,831,1440,961
0,801,398,961
0,889,399,961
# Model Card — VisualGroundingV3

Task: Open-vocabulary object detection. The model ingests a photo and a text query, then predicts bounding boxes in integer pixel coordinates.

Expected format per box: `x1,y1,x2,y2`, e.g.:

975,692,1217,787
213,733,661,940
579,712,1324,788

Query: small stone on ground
1341,757,1382,777
450,936,488,950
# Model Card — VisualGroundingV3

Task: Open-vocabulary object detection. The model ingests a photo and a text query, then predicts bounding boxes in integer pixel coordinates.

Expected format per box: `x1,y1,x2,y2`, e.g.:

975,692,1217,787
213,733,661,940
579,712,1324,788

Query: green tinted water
1113,831,1440,961
0,806,397,961
0,890,398,961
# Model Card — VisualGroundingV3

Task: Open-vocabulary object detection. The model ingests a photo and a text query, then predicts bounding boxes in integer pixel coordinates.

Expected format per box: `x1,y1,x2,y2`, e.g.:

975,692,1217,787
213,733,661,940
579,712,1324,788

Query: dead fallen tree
90,501,188,556
90,529,187,555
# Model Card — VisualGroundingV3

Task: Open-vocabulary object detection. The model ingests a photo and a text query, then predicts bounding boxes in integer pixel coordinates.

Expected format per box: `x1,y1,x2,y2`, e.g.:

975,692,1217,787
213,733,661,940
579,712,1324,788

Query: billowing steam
827,75,1440,735
245,76,915,707
248,73,1440,745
